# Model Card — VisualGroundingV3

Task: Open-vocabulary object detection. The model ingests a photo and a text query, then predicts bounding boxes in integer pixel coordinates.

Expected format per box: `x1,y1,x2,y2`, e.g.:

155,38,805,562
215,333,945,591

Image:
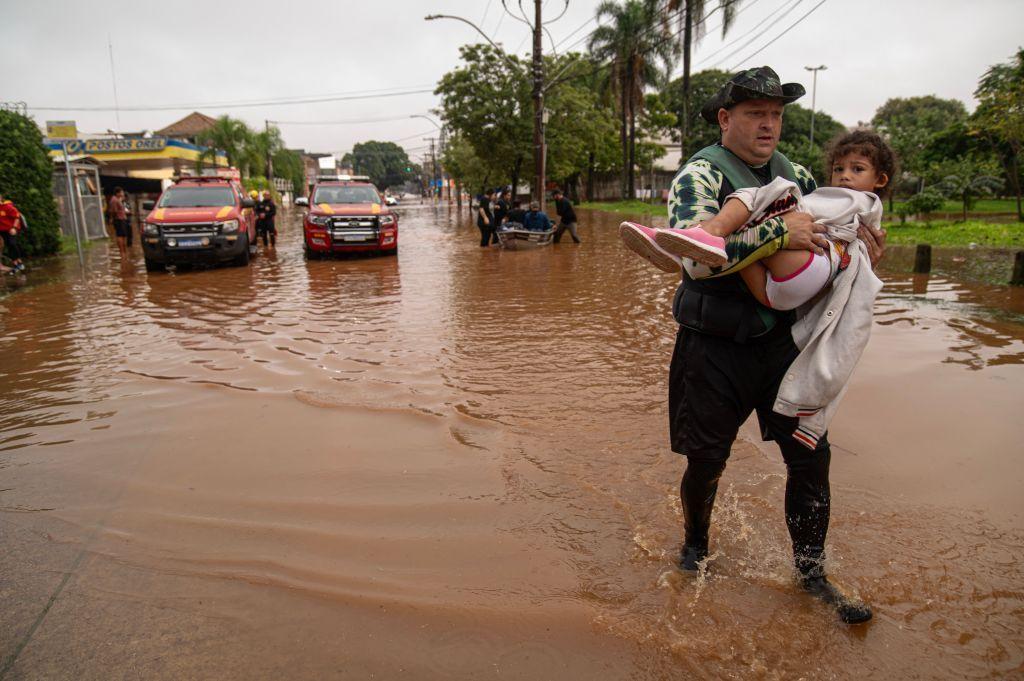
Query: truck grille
330,216,378,244
162,223,216,237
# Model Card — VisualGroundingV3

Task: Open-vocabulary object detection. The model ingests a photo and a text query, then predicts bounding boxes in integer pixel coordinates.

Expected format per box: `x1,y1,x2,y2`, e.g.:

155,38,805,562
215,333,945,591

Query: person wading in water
657,67,886,624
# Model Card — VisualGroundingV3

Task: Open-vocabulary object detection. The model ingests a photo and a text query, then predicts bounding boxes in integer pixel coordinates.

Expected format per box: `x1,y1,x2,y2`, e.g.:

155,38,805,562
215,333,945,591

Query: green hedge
0,111,61,256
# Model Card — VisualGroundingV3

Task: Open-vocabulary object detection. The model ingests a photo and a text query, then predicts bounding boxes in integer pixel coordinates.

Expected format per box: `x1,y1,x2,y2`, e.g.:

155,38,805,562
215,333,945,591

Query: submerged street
2,203,1023,679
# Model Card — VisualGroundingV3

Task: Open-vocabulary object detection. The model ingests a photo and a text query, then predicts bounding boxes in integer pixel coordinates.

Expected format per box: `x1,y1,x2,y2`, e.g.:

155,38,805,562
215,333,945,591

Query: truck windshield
312,186,380,204
158,187,235,208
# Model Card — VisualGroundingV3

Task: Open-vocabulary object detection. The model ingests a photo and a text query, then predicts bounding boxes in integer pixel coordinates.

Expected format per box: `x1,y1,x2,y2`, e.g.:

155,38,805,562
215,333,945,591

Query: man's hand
858,224,886,269
782,211,828,255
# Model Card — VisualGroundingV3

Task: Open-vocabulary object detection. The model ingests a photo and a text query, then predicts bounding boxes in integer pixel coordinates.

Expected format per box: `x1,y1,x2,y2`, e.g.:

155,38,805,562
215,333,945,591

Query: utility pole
265,120,274,183
804,65,827,151
532,0,545,205
425,137,438,201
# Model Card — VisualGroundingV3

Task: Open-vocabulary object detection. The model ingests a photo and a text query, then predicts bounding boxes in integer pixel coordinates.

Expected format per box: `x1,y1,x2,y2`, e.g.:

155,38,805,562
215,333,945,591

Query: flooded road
2,203,1023,679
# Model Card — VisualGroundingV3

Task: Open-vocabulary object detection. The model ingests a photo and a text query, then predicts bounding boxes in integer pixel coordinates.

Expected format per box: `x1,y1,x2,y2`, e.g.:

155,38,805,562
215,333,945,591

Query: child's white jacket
730,177,884,449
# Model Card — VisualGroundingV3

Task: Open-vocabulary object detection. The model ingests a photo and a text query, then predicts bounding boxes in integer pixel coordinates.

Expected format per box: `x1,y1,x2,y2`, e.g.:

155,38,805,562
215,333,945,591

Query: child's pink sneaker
618,221,681,273
655,226,728,267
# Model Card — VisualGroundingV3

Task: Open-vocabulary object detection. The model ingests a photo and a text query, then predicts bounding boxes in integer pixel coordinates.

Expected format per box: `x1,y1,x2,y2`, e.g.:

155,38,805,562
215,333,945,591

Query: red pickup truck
142,176,256,271
297,177,398,258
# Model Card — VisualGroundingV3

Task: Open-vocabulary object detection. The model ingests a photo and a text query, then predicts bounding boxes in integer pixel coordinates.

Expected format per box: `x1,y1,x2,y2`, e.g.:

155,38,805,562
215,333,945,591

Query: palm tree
589,0,675,199
663,0,743,153
197,116,252,173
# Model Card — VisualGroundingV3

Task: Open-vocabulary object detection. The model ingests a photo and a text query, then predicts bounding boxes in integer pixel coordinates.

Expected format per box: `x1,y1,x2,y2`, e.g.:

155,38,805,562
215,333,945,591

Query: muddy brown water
1,204,1022,680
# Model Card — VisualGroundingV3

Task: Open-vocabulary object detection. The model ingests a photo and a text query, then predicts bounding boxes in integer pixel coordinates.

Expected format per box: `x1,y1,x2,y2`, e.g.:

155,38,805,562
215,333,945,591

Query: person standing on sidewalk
552,189,580,244
476,188,495,247
108,187,130,261
663,66,887,624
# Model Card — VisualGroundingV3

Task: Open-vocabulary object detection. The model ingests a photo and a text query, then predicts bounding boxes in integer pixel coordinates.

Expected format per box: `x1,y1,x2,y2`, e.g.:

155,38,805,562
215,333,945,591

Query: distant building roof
155,111,218,138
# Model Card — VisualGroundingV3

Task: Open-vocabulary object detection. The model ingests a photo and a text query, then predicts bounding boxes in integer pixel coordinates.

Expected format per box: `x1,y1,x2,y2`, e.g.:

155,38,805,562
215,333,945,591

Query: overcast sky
3,0,1022,168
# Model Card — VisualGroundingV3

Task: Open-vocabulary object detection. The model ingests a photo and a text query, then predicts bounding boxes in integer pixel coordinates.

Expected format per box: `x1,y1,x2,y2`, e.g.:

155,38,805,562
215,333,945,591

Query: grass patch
59,235,101,254
882,220,1024,248
578,200,667,215
891,197,1020,215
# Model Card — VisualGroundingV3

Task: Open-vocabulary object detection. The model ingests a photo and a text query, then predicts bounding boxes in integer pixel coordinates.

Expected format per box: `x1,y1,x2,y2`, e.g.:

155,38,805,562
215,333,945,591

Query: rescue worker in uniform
256,190,277,249
666,67,887,624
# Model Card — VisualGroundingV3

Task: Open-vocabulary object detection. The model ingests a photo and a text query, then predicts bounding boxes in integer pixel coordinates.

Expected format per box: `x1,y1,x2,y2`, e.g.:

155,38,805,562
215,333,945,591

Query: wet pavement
1,203,1022,679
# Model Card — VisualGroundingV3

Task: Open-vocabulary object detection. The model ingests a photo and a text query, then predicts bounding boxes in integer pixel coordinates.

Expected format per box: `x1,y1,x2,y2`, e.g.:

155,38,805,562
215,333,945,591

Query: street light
804,64,827,151
409,114,441,130
424,15,519,70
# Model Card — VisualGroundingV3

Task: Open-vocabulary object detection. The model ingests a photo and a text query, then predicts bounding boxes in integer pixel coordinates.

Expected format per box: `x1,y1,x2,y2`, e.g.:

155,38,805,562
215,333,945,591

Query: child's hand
9,228,17,236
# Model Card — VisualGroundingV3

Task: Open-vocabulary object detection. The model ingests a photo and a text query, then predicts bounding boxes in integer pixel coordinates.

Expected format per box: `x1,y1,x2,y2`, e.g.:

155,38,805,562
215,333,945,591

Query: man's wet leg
782,439,871,624
679,457,726,570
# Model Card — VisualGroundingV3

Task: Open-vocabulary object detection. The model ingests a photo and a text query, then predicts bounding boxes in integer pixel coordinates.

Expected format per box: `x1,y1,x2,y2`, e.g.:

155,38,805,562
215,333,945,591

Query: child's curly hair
824,129,899,197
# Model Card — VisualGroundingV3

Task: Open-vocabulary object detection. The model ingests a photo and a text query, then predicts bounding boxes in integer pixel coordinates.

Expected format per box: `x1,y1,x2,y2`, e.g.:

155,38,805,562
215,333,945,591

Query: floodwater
1,203,1022,680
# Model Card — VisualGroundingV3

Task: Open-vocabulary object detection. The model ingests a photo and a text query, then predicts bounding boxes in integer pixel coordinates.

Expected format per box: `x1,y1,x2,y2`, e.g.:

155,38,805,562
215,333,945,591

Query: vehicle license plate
343,235,364,242
178,238,203,248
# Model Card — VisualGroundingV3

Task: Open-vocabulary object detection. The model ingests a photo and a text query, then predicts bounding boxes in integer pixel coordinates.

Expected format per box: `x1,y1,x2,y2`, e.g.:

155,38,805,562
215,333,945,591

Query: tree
870,96,968,188
440,133,490,197
341,141,414,190
973,48,1024,221
538,52,621,198
0,110,61,256
435,44,533,196
248,125,284,180
661,68,731,161
589,0,675,199
197,116,252,171
776,103,846,182
662,0,743,155
930,154,1004,221
273,148,307,195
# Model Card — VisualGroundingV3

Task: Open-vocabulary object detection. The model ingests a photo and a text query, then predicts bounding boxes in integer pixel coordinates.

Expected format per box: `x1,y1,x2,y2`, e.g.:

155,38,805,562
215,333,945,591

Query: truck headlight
143,221,159,236
309,215,332,226
218,219,240,233
380,214,396,226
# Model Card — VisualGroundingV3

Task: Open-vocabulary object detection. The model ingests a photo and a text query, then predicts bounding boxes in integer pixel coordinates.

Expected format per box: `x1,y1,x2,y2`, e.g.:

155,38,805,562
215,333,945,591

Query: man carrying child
657,66,886,624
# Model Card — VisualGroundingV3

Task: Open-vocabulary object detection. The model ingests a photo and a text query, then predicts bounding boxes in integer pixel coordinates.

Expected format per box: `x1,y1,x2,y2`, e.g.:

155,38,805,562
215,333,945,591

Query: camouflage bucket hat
700,66,806,124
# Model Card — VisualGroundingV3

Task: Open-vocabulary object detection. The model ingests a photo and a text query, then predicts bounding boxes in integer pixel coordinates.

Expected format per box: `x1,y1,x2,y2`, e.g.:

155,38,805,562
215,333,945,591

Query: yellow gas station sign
46,120,77,140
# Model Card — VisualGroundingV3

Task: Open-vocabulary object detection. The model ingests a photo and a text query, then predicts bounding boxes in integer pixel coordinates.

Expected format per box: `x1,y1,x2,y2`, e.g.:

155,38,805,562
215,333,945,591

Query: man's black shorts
668,324,820,461
113,218,131,238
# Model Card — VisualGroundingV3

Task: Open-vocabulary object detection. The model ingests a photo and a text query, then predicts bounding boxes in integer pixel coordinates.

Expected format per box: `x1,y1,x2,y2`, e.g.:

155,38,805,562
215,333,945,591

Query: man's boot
679,459,725,571
796,554,872,624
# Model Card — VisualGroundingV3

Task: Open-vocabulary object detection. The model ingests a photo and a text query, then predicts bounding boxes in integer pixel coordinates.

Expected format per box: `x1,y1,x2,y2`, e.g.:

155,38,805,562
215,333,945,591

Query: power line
705,0,806,70
271,114,426,126
28,86,435,112
728,0,829,70
691,0,777,67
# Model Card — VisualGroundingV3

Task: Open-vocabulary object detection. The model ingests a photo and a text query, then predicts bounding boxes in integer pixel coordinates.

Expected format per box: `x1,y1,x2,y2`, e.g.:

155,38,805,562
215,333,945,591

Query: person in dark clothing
521,201,553,231
664,66,887,625
476,188,495,247
505,200,526,226
552,189,581,243
256,191,277,248
492,190,511,244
